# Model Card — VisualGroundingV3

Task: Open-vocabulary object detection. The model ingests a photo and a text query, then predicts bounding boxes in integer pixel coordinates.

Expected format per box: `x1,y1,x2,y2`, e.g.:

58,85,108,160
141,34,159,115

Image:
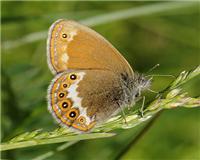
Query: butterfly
47,19,151,132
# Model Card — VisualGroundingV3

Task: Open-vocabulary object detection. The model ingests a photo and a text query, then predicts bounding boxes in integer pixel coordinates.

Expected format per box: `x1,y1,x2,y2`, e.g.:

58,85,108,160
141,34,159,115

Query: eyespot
60,82,70,90
60,33,69,41
70,74,77,80
69,111,76,118
57,91,68,100
62,102,68,108
78,116,86,124
59,92,65,98
65,108,79,120
58,99,72,111
62,33,68,38
67,73,79,82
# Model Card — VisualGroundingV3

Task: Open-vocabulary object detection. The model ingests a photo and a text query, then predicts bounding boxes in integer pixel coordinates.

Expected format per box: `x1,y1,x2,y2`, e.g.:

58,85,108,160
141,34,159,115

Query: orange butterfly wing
47,19,133,77
48,71,96,132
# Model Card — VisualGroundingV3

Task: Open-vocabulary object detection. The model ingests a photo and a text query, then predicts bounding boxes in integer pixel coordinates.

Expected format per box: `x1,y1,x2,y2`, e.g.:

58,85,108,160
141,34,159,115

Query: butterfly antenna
146,64,160,74
145,64,175,79
147,88,159,94
146,74,175,78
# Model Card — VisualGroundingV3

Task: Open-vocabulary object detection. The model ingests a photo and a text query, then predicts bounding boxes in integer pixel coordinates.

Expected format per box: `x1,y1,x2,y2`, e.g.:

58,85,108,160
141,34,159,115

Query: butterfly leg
139,96,145,117
118,102,128,125
127,105,131,111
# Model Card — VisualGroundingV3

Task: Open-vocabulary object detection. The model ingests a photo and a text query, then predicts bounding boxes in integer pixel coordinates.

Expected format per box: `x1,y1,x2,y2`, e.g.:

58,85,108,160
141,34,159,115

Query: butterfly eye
135,92,140,98
69,74,77,80
62,33,68,38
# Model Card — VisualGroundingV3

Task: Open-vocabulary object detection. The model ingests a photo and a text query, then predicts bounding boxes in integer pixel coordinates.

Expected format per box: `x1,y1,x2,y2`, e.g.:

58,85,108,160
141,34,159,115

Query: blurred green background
1,1,200,160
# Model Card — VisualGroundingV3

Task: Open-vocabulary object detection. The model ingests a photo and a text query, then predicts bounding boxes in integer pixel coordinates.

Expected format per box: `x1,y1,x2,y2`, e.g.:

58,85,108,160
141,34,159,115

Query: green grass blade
0,66,199,151
2,2,196,50
32,141,78,160
0,132,115,151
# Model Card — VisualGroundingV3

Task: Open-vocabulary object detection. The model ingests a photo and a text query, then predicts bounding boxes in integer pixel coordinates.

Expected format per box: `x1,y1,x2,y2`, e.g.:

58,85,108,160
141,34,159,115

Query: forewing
47,19,133,76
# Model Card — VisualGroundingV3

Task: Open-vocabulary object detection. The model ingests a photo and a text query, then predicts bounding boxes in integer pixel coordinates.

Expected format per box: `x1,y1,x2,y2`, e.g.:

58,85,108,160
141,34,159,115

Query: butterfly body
47,19,150,132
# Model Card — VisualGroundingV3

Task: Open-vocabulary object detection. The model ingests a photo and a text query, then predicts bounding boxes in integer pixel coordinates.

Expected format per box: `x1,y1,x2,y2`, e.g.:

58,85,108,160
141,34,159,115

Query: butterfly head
120,72,151,106
133,73,152,98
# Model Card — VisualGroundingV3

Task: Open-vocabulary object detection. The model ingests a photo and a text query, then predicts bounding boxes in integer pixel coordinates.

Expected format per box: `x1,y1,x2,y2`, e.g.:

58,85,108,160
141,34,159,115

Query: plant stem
0,133,115,151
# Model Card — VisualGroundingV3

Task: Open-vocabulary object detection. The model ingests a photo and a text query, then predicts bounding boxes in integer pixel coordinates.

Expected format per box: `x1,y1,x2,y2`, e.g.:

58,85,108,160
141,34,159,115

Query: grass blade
2,2,196,50
0,66,199,151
